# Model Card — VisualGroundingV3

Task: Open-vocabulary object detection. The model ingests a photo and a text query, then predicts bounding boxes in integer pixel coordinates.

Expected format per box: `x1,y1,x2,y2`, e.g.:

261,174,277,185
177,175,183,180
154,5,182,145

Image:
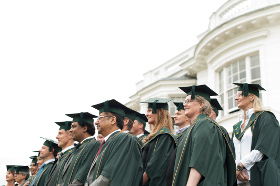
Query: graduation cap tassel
80,112,84,126
243,83,249,97
191,85,196,100
152,100,158,114
104,100,109,112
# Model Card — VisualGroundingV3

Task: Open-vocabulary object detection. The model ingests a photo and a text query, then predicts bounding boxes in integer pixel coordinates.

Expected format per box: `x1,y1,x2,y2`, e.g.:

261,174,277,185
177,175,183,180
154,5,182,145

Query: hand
23,181,29,186
237,171,249,181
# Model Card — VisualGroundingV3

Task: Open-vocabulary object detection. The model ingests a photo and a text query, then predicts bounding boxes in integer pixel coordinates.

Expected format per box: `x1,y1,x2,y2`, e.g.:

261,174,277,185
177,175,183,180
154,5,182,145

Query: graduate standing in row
48,121,75,186
6,165,17,186
130,112,149,141
27,156,38,185
141,98,177,186
86,99,143,186
59,112,100,186
31,138,60,186
172,85,236,186
231,83,280,186
14,166,29,186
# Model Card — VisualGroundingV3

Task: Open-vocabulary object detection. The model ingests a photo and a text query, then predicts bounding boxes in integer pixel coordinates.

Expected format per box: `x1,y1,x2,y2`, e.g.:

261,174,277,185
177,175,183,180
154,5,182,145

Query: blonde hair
252,94,263,112
195,95,212,116
142,109,173,143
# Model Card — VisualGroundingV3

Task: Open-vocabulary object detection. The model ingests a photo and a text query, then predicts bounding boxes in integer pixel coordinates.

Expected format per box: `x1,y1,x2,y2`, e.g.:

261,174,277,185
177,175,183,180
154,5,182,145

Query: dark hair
85,123,95,136
109,112,124,130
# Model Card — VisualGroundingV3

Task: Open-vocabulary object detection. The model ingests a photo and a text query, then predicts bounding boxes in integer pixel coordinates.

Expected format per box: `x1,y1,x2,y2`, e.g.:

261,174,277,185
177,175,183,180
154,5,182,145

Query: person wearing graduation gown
130,112,150,142
230,83,280,186
172,85,236,186
141,98,177,186
6,165,17,186
166,102,190,186
86,99,143,186
26,156,38,185
122,108,134,133
31,138,61,186
46,121,75,186
58,112,100,186
14,166,29,186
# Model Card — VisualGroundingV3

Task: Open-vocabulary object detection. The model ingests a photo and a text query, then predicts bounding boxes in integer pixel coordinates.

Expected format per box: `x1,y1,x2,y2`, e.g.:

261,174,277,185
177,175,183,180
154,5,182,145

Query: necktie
72,143,81,155
95,140,105,160
57,152,64,165
31,163,45,186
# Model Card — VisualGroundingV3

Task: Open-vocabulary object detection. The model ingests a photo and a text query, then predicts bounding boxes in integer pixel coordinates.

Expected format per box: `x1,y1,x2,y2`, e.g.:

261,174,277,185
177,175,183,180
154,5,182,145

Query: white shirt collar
122,130,130,133
238,108,255,121
44,158,55,165
176,125,190,134
104,129,121,142
61,145,75,153
81,136,95,144
137,133,144,138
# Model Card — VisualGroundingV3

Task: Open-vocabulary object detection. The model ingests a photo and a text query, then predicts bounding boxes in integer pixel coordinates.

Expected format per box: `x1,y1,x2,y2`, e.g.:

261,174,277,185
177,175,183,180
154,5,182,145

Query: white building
126,0,280,134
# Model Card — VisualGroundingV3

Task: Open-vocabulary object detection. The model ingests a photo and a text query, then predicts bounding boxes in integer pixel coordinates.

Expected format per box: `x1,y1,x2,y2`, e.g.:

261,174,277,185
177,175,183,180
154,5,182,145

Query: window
219,53,262,114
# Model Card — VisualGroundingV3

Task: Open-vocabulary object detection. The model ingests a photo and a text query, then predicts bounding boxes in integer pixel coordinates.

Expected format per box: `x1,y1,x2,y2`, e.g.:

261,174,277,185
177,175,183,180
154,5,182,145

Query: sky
0,0,227,184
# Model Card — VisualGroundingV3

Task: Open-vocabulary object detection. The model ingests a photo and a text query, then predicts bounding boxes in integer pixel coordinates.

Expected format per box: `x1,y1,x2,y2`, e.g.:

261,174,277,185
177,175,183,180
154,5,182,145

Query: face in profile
184,95,201,118
6,170,14,182
29,163,37,175
145,108,156,125
37,157,44,169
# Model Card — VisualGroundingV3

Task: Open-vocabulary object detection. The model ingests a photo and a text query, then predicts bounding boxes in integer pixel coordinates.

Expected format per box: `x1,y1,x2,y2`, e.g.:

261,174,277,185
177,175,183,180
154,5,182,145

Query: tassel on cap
191,85,196,100
152,100,159,114
104,100,109,111
243,83,249,97
79,112,84,125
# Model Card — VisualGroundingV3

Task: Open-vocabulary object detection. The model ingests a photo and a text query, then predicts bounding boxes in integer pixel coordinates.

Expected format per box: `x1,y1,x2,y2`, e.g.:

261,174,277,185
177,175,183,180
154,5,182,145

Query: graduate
47,121,75,186
130,112,149,141
122,108,134,133
141,98,177,186
14,166,29,186
209,98,223,120
26,156,38,185
5,165,17,186
59,112,100,186
231,83,280,186
86,99,143,186
31,138,61,186
166,102,190,186
172,85,236,186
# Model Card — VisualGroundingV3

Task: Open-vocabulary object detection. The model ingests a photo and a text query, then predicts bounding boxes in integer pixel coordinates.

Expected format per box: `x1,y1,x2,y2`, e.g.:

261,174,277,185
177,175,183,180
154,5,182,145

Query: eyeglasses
183,99,193,105
97,115,113,121
236,93,243,97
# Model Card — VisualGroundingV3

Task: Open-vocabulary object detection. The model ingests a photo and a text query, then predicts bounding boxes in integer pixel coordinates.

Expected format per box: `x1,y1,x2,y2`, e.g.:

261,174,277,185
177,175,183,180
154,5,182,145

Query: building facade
126,0,280,134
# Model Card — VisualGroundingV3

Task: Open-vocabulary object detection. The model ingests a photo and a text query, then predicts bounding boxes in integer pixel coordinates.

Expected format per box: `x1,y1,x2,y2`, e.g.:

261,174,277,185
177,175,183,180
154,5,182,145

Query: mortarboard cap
233,83,265,97
91,99,127,118
40,137,61,152
65,112,97,126
141,98,173,114
124,108,137,121
210,99,223,117
33,151,40,157
173,102,185,111
15,166,29,173
6,165,16,172
179,85,218,102
55,121,72,131
134,113,148,127
29,156,37,165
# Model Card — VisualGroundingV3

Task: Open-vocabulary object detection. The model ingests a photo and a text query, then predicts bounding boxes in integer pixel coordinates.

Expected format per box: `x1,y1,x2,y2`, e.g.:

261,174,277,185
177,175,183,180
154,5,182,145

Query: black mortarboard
6,165,16,172
210,99,223,117
65,112,97,126
55,121,72,131
141,98,173,113
173,102,185,111
124,108,137,121
40,137,61,152
179,85,218,102
15,166,29,173
134,113,148,127
29,156,37,165
233,83,265,97
91,99,127,118
33,151,40,157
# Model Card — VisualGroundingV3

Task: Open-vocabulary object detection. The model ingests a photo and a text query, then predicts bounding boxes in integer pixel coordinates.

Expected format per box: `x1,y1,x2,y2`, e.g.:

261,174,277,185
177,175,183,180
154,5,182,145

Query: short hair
194,95,212,116
104,111,124,129
136,120,145,132
77,121,95,136
124,117,133,131
21,172,30,180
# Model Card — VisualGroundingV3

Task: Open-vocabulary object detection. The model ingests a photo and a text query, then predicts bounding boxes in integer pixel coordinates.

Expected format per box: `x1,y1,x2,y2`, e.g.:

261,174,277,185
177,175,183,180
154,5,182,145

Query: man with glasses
85,99,142,186
59,112,100,186
14,166,30,186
